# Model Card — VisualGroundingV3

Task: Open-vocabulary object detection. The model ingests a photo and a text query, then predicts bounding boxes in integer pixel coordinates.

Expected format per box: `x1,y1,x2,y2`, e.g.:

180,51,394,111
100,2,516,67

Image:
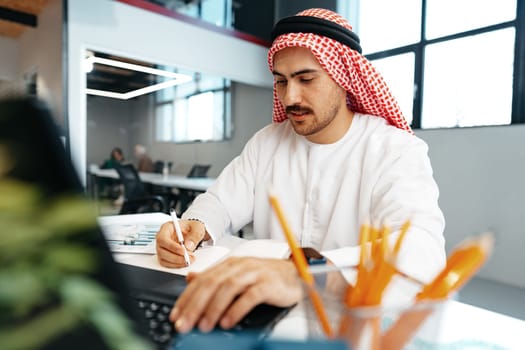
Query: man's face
272,47,349,144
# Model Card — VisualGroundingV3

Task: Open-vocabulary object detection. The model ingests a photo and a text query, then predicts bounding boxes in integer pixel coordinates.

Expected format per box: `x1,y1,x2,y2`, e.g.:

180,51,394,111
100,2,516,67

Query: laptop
0,97,290,350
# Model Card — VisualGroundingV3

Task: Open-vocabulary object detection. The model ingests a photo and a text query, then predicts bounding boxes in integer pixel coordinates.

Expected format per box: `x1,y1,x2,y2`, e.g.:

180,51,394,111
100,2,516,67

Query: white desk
89,167,216,192
272,298,525,349
104,213,525,349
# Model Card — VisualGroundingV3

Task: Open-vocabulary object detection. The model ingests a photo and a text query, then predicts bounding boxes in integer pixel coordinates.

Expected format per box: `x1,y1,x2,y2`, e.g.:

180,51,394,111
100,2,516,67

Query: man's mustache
285,105,313,114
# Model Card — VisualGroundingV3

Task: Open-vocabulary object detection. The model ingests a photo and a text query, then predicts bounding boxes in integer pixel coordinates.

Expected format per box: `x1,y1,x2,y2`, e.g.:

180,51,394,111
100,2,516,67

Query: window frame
364,0,525,129
154,80,232,144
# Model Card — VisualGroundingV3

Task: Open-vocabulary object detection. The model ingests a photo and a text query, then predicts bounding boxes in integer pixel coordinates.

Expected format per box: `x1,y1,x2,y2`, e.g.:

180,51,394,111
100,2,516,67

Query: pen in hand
170,208,191,267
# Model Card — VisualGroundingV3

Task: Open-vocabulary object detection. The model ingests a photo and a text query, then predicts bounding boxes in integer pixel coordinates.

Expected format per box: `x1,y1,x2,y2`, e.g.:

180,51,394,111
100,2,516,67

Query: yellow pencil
268,190,333,337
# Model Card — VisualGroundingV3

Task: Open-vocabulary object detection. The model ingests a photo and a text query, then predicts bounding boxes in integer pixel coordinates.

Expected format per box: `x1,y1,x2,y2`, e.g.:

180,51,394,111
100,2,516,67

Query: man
134,144,155,173
156,8,446,334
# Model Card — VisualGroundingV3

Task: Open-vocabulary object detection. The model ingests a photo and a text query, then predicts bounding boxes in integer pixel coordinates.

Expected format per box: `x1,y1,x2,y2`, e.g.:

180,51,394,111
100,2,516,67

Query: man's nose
281,82,302,106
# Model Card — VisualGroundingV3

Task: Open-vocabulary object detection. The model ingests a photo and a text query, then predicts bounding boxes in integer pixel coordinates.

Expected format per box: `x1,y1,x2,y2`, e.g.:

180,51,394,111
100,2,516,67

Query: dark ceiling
85,52,161,95
0,0,47,38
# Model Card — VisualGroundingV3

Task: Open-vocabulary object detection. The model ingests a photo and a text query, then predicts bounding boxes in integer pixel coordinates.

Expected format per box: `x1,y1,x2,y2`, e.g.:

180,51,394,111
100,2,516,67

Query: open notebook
98,212,291,275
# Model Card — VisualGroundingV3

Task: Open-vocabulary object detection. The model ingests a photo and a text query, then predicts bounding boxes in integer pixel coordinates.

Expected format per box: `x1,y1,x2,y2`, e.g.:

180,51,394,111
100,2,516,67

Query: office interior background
0,0,524,319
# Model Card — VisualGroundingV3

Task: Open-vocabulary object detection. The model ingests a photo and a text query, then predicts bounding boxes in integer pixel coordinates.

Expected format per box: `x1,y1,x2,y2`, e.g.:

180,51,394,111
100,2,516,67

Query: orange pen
268,190,334,337
382,232,494,350
417,233,494,300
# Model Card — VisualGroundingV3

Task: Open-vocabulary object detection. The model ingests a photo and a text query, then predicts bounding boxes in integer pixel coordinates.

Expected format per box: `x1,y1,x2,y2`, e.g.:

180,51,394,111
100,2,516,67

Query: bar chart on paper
101,223,159,254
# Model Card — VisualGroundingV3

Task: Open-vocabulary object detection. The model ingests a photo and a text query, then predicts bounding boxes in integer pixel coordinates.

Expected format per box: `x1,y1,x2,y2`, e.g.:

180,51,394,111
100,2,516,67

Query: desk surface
105,213,525,349
272,297,525,349
90,167,216,192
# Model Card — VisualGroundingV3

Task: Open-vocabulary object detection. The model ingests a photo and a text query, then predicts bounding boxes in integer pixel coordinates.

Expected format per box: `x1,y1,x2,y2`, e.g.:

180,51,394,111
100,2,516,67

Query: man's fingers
170,258,245,333
156,222,179,251
198,268,259,332
219,285,265,329
156,221,198,267
157,247,195,268
179,220,205,252
170,257,303,333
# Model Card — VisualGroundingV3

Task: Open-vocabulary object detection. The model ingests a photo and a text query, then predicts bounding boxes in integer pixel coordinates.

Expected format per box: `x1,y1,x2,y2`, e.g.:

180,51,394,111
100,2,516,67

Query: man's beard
287,103,340,137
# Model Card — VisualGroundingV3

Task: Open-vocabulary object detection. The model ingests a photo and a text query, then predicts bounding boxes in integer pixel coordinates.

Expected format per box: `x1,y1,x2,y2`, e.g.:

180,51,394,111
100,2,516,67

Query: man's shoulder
355,113,427,151
357,114,419,138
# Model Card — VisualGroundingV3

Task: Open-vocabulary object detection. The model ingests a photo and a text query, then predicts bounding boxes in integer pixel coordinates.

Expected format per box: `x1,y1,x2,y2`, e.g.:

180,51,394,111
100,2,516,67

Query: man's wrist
186,218,211,243
290,247,327,265
187,217,204,225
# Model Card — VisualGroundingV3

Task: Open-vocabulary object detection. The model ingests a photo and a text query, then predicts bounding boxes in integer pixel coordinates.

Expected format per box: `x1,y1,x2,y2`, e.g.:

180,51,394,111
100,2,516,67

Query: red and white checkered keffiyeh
268,8,412,133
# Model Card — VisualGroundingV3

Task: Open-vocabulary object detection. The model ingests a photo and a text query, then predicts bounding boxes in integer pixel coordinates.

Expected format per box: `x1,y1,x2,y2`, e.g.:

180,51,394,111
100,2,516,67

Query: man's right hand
169,257,302,333
156,219,208,268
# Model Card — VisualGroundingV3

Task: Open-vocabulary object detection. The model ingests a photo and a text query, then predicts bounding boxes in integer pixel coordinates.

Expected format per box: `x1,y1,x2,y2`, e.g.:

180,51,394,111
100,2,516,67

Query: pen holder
303,266,445,350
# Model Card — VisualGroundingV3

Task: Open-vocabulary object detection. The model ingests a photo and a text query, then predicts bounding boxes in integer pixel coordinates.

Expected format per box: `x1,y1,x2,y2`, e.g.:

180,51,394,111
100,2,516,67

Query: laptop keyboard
135,297,175,346
134,295,292,349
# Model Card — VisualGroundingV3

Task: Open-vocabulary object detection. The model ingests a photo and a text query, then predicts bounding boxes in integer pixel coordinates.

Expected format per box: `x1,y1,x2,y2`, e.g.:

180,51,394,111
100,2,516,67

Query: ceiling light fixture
84,56,192,100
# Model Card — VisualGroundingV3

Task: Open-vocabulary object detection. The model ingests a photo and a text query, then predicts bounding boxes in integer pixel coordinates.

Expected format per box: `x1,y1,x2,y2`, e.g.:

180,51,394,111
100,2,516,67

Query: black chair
115,164,167,214
152,160,179,212
178,164,212,214
153,160,172,174
187,164,211,178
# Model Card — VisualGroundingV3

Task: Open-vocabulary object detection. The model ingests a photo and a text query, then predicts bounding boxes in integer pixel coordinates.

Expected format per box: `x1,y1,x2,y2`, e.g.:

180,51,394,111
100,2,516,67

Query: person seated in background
98,147,125,198
134,144,155,173
156,8,446,334
101,147,125,169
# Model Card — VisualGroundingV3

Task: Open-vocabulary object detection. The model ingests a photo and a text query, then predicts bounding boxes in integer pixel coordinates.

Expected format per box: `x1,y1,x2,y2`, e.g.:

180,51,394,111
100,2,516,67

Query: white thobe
183,113,446,283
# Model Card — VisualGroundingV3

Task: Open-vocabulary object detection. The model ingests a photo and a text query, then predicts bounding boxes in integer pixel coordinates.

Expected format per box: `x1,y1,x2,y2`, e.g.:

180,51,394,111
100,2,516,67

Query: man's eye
300,78,313,83
275,80,287,85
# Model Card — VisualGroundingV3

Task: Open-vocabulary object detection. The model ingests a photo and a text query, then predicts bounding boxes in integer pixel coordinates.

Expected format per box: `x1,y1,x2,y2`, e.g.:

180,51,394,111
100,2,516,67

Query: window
371,53,415,125
144,0,232,29
359,0,523,129
155,70,231,143
422,28,514,128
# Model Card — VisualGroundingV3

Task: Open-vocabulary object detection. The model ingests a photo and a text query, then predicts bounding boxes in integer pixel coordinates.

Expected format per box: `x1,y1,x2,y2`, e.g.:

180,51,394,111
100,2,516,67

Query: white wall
18,0,63,124
86,96,137,165
68,0,272,184
0,37,18,82
0,0,62,117
418,126,525,289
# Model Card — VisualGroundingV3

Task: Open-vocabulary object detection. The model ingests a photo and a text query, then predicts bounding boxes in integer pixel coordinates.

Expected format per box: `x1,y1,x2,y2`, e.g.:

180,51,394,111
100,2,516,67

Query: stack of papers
102,223,158,254
97,212,171,254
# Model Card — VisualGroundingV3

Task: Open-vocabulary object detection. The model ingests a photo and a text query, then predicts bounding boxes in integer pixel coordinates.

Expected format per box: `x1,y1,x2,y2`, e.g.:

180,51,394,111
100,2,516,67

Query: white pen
170,208,191,266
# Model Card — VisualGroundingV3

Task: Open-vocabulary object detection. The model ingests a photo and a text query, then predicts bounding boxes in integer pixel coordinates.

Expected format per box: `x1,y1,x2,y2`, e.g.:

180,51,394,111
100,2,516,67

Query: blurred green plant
0,179,153,350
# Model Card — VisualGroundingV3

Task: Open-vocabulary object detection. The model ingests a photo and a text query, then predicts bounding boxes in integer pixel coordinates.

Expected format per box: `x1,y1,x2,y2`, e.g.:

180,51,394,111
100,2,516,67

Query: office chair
178,164,212,214
152,160,179,212
153,160,172,174
153,160,164,174
187,164,211,178
115,164,167,214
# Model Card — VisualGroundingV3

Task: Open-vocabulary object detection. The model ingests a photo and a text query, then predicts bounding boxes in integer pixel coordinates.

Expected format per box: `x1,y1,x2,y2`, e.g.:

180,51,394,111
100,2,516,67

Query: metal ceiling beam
0,6,37,27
